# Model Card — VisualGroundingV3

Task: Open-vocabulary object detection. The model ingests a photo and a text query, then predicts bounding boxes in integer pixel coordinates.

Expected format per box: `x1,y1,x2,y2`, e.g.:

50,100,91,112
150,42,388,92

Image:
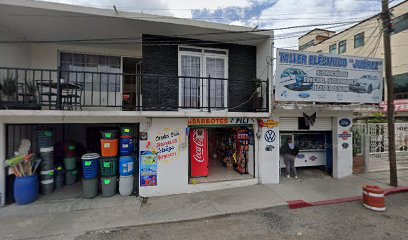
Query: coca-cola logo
193,130,205,163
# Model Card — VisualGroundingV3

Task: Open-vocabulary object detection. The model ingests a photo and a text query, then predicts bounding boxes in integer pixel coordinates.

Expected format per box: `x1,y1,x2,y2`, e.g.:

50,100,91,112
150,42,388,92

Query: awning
380,99,408,112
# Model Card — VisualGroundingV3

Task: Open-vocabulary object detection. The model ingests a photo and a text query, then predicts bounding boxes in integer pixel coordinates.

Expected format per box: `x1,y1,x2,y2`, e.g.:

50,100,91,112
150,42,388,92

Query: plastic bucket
120,137,134,156
40,147,54,164
82,178,99,199
101,176,118,197
40,162,54,172
101,130,120,140
65,170,78,185
37,130,54,148
55,174,65,189
119,175,134,196
64,157,77,171
101,139,119,157
14,175,39,205
121,126,133,137
81,153,100,179
100,157,118,177
119,156,135,176
64,143,77,157
40,169,54,181
40,179,54,195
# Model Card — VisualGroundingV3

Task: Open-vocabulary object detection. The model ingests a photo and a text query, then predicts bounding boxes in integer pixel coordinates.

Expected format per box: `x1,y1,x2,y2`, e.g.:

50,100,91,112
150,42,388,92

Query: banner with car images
275,48,383,103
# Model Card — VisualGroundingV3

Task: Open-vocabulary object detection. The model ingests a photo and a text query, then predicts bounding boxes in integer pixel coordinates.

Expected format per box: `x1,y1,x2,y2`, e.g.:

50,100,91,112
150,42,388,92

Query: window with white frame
59,52,121,92
178,47,228,109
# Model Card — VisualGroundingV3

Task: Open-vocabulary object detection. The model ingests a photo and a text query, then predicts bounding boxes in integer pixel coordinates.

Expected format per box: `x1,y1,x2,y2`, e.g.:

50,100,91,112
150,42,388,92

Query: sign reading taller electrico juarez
275,48,383,103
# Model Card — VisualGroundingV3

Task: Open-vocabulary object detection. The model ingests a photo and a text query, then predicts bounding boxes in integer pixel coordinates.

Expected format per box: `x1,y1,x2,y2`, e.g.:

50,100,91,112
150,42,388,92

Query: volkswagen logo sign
339,118,351,127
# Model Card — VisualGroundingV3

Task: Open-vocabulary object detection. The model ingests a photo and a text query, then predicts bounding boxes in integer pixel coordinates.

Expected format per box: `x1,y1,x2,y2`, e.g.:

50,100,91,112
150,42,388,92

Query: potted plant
2,75,18,102
25,80,37,103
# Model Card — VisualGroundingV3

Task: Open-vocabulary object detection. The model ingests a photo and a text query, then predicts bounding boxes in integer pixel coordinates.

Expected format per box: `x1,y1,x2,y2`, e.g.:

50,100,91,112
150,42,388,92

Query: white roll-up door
310,117,333,131
279,118,298,131
279,117,333,131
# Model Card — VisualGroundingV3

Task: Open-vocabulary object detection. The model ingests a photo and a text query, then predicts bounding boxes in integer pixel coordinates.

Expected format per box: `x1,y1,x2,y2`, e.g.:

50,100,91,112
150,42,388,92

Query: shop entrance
4,123,139,205
189,126,255,183
279,131,333,180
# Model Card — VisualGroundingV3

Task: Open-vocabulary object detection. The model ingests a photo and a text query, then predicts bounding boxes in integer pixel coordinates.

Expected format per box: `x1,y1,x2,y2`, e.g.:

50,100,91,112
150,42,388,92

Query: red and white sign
190,129,208,177
338,131,352,141
380,99,408,112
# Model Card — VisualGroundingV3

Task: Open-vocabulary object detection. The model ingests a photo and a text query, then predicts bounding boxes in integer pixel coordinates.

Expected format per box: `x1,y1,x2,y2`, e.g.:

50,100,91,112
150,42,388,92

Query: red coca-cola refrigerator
190,128,209,177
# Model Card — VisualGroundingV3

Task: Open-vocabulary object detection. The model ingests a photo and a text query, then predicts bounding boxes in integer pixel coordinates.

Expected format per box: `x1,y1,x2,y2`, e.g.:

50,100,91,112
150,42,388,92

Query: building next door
190,128,209,177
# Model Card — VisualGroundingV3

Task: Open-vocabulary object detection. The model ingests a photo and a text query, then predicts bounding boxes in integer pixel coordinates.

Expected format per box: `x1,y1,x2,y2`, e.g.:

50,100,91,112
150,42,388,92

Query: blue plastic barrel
14,175,39,205
120,137,134,156
81,153,100,179
119,156,135,176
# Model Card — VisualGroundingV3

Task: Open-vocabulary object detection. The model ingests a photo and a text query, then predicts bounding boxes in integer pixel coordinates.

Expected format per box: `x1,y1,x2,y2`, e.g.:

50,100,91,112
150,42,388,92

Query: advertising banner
140,151,157,187
275,48,383,103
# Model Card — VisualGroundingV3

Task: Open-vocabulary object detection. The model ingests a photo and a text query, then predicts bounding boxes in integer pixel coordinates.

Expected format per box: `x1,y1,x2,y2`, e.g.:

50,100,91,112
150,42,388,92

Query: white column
332,113,353,178
258,117,280,184
0,122,6,206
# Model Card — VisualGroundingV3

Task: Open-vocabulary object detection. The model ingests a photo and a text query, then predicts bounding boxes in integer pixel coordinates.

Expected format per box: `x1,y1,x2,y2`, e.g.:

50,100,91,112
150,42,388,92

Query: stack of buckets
81,153,100,199
100,130,120,197
64,142,79,185
119,126,135,196
37,129,55,195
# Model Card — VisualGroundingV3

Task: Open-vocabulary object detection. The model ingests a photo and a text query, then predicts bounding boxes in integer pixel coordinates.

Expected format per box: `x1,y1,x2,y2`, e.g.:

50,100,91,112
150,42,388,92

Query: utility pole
381,0,398,187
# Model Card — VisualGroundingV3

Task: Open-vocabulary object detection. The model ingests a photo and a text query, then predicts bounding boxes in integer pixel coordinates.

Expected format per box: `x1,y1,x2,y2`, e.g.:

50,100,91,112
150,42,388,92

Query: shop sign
154,128,182,162
140,151,157,187
265,119,279,129
188,118,254,126
275,48,383,103
338,131,352,140
339,118,351,127
264,130,276,143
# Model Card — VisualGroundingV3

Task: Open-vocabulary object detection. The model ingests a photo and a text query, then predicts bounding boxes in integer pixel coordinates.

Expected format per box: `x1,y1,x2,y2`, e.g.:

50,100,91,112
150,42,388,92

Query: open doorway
189,127,255,183
122,57,142,110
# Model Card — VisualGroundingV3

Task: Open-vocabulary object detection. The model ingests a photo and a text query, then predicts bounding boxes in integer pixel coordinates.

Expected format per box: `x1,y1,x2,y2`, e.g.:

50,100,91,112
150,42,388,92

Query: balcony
0,67,268,113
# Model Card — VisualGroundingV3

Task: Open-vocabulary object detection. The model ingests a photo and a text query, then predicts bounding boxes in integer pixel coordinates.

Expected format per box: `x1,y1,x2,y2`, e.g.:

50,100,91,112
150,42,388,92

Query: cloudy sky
40,0,405,49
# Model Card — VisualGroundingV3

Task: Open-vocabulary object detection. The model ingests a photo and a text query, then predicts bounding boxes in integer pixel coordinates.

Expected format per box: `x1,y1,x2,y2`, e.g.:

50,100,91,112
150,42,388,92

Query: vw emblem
264,130,276,143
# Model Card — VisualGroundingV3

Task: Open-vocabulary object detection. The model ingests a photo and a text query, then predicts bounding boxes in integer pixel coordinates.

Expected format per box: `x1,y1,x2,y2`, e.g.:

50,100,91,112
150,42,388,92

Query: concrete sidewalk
0,169,407,240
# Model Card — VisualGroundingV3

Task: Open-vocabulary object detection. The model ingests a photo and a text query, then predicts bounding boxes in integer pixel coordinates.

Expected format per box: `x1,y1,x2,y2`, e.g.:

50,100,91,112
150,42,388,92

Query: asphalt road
76,192,408,240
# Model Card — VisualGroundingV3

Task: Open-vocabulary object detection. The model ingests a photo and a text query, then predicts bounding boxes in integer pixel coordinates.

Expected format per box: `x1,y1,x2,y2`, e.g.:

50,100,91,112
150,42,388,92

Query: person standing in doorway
280,138,299,178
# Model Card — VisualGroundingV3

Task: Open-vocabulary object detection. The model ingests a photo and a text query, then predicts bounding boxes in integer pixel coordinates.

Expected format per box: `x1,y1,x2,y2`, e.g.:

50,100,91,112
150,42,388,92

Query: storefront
188,120,255,183
279,116,334,175
4,123,140,205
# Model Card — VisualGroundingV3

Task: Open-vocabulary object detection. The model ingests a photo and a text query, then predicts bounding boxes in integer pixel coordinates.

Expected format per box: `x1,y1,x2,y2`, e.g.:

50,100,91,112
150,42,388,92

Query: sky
40,0,405,49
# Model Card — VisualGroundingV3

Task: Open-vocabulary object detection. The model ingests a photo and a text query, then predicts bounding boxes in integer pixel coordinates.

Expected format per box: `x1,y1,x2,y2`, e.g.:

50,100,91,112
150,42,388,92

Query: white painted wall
0,44,30,68
258,117,280,184
332,113,353,178
29,43,141,69
256,37,273,112
139,118,189,197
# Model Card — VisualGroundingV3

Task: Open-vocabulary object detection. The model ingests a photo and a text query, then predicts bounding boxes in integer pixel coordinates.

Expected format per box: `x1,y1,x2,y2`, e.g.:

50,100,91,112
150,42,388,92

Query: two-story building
0,0,274,204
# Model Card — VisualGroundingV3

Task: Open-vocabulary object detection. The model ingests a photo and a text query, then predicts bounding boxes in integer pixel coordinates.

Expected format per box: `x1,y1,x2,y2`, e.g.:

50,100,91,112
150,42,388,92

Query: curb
288,186,408,209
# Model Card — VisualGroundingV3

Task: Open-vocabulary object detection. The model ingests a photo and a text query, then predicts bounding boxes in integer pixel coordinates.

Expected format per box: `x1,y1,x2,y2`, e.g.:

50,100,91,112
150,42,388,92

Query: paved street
77,192,408,240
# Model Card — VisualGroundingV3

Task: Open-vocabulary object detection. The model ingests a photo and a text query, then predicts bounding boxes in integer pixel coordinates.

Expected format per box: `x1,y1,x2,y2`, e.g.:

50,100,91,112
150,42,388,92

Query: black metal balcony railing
0,67,269,112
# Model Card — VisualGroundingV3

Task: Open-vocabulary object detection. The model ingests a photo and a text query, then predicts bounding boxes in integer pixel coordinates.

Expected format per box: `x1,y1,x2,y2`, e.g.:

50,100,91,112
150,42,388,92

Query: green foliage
366,112,387,123
1,75,18,96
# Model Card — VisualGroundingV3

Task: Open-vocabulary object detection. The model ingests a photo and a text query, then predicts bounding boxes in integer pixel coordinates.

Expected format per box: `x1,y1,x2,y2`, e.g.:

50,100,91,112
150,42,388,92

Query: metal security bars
0,67,268,112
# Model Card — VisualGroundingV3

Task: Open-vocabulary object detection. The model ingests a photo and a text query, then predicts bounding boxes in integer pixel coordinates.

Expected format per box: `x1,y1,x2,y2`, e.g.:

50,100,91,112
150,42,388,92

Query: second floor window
299,40,314,51
329,44,337,54
178,47,228,109
392,12,408,34
60,52,121,92
354,32,365,48
338,40,347,54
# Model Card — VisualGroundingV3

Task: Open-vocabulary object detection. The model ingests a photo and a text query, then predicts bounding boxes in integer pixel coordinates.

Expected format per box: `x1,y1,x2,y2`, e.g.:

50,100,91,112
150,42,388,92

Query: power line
0,20,363,44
